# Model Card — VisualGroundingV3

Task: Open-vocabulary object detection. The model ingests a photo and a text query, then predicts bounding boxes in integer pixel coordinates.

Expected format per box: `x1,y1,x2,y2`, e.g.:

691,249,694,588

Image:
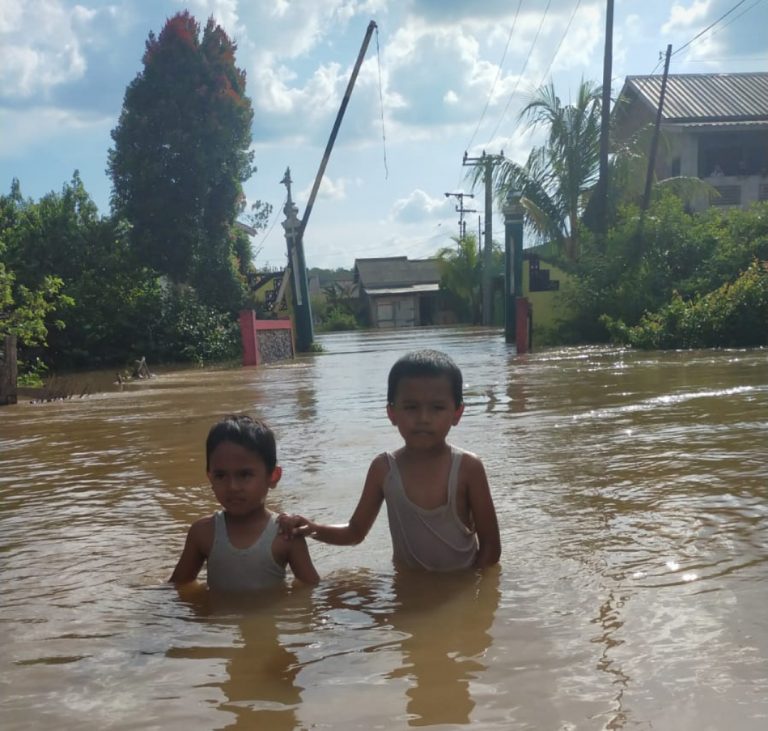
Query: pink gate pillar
238,311,294,366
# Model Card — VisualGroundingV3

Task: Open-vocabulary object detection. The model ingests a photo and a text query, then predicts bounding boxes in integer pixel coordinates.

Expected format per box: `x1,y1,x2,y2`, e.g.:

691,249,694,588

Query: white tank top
206,511,286,591
382,447,478,571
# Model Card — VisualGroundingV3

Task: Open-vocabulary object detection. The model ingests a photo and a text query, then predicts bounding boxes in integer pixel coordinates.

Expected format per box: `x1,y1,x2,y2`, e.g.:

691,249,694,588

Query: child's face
387,375,464,450
207,441,281,517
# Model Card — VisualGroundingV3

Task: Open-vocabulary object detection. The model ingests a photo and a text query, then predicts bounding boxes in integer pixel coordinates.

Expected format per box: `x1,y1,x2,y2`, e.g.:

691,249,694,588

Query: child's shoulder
452,445,487,474
370,451,392,470
188,512,217,539
451,443,481,460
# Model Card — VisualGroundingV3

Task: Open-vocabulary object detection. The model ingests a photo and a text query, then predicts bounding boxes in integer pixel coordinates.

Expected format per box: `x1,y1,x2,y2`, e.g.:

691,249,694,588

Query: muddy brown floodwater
1,328,766,730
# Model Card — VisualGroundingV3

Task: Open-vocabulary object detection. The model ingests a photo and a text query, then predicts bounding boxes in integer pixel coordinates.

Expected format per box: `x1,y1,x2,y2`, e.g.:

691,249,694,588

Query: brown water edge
15,359,241,403
1,328,767,730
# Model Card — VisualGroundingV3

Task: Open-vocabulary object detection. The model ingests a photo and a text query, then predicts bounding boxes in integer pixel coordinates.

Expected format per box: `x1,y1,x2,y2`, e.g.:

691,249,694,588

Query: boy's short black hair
205,415,277,472
387,349,463,406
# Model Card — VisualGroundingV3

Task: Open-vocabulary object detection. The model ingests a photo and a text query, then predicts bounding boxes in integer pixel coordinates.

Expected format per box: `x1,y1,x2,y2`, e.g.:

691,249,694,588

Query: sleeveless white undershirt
382,446,478,571
206,511,286,591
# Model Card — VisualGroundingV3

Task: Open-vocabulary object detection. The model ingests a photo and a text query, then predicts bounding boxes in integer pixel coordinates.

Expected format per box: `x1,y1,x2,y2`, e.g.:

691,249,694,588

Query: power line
464,0,524,154
533,0,583,89
487,0,553,145
649,0,761,75
672,0,751,57
374,25,389,179
256,196,285,248
690,0,765,47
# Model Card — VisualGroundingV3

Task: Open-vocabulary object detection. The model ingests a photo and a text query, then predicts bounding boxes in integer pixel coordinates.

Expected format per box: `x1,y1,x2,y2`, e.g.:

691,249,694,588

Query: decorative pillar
280,168,314,352
503,188,524,344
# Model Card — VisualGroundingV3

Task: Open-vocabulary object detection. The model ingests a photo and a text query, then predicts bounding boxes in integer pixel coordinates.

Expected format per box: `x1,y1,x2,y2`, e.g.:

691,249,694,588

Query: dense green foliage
108,11,253,311
0,175,242,373
604,260,768,349
553,195,768,346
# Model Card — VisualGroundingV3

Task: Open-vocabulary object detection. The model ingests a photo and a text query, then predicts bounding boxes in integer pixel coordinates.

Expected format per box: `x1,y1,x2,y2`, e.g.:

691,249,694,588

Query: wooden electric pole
642,44,673,211
596,0,614,235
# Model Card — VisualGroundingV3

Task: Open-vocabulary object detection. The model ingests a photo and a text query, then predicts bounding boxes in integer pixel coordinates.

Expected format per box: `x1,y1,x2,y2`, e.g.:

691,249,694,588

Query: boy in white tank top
279,350,501,572
170,415,319,591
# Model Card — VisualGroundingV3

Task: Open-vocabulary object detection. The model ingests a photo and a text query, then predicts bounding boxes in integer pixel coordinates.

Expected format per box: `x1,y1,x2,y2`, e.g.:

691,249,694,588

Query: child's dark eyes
211,470,256,479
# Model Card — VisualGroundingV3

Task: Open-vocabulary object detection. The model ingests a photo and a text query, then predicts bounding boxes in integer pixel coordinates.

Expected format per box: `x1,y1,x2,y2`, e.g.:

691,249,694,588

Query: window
711,185,741,206
698,131,767,177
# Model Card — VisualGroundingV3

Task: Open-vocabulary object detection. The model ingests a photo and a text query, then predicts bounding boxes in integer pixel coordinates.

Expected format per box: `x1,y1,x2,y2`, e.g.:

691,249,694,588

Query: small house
353,257,442,328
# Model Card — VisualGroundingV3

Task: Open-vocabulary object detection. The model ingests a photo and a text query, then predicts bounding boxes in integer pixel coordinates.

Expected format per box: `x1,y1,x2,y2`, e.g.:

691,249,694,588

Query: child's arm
168,519,210,584
281,454,388,545
285,536,320,585
465,455,501,568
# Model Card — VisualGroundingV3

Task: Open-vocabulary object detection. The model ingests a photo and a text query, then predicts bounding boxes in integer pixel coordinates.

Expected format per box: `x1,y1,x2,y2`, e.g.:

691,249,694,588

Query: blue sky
2,0,767,269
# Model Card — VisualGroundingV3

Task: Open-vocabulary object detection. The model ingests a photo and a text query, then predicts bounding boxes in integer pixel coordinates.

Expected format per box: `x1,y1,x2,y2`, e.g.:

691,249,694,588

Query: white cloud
661,0,711,34
298,174,353,203
0,0,89,98
390,189,453,224
0,106,112,158
176,0,242,35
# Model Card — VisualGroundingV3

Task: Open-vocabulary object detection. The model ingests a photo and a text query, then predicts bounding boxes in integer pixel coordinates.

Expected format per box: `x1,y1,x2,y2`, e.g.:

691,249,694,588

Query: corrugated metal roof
624,72,768,123
364,284,440,296
354,257,440,288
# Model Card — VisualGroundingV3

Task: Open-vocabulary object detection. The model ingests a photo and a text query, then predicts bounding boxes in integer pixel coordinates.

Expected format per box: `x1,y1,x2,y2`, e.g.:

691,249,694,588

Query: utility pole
444,192,476,239
280,168,314,352
642,44,673,211
596,0,614,235
463,150,504,325
287,19,377,352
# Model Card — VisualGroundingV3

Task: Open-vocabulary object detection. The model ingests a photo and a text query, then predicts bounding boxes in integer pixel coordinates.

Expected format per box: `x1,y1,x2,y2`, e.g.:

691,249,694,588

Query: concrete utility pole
280,168,314,353
503,189,525,344
463,150,504,325
594,0,614,235
444,191,476,239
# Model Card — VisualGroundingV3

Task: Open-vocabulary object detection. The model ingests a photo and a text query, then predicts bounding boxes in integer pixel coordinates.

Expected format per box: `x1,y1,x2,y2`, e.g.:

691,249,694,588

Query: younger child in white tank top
170,415,319,591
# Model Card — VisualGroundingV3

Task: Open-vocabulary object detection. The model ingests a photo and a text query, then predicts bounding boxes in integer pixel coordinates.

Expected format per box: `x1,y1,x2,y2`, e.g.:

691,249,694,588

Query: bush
152,283,241,364
556,197,768,346
604,260,768,349
317,307,358,332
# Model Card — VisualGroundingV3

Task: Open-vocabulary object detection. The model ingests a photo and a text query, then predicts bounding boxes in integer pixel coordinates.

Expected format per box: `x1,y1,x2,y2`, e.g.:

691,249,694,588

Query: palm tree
436,235,483,323
484,80,602,261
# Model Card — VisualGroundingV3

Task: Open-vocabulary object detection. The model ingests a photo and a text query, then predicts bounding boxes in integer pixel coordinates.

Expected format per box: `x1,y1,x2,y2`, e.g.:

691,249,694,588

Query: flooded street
1,328,767,730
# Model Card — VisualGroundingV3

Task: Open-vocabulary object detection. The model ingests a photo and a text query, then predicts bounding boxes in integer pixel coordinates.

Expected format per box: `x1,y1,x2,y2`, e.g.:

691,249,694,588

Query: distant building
613,72,768,209
353,256,443,328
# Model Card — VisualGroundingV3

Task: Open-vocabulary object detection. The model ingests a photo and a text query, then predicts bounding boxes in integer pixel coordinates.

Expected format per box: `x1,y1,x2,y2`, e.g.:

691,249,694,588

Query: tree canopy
108,11,254,310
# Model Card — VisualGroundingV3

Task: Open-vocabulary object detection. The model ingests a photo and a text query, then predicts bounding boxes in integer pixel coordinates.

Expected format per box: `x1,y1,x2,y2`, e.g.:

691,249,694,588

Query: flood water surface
1,329,767,729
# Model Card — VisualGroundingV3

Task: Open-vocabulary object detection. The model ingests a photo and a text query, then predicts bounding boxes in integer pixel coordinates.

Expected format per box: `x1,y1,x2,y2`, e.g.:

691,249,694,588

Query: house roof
620,72,768,123
354,256,441,290
364,284,440,296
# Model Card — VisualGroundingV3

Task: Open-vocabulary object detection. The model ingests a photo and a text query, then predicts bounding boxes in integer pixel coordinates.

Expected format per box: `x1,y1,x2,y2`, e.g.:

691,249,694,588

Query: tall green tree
0,182,74,365
108,11,254,310
0,175,159,368
487,80,602,261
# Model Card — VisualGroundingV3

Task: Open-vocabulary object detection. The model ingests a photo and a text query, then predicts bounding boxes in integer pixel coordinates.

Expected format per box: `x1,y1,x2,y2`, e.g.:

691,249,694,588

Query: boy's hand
277,513,314,540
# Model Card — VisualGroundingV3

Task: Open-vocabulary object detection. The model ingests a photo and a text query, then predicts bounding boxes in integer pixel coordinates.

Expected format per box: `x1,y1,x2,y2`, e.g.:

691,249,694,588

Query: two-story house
613,72,768,209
